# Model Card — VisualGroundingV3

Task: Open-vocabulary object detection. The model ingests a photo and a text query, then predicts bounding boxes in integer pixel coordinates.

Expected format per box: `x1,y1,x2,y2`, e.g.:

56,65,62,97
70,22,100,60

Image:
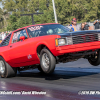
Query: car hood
59,30,100,37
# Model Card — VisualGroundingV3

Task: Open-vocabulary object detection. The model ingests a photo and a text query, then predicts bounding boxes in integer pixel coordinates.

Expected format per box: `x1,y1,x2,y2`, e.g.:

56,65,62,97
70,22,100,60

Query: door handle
10,45,12,48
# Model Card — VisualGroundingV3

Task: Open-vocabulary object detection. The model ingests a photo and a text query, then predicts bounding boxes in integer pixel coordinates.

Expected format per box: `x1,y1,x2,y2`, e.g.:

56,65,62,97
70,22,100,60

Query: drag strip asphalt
0,58,100,100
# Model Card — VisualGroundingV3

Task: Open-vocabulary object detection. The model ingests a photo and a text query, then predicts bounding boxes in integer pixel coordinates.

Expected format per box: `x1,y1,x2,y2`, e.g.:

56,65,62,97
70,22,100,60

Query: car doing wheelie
0,23,100,78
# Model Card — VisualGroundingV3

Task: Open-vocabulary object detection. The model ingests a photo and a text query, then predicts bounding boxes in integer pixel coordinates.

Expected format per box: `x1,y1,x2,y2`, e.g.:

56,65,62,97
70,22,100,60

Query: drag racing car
0,23,100,78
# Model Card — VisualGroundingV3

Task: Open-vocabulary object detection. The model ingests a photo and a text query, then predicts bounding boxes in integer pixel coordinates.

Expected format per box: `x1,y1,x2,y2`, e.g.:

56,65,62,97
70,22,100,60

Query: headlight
67,36,73,45
55,38,66,46
58,39,66,45
55,37,73,46
98,33,100,41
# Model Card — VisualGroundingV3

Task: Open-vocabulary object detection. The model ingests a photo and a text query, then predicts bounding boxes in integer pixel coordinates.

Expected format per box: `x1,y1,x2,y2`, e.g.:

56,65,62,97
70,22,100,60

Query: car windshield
27,24,70,37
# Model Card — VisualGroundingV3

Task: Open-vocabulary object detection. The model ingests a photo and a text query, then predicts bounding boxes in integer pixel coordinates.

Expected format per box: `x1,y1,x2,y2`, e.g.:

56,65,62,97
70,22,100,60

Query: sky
0,1,3,9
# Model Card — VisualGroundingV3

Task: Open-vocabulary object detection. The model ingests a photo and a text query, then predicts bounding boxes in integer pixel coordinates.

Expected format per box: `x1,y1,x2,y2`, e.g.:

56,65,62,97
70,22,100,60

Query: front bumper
55,41,100,56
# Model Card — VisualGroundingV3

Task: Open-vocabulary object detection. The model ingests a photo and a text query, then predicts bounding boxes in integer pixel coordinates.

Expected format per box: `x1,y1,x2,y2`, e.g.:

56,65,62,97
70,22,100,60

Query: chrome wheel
0,60,5,74
40,49,56,74
42,53,50,69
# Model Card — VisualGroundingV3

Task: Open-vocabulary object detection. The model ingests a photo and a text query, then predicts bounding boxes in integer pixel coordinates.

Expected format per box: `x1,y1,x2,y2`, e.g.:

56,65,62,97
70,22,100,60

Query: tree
0,8,4,29
1,0,100,31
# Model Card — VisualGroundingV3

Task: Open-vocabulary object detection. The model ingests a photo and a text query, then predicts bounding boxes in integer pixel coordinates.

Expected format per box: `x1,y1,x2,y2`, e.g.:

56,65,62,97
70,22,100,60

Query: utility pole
21,13,43,25
52,0,58,23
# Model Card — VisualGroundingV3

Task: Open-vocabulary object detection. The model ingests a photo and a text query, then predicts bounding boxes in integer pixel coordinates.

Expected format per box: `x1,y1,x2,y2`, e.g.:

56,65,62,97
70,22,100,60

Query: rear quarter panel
0,46,10,62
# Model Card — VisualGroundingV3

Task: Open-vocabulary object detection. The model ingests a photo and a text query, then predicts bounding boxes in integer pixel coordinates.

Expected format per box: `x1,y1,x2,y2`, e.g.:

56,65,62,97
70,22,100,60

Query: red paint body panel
1,33,61,67
0,23,100,68
55,41,100,55
8,35,57,67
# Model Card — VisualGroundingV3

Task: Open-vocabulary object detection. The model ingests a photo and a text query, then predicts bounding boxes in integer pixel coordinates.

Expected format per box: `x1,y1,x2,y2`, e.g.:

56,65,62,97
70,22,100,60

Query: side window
12,29,28,43
1,34,11,46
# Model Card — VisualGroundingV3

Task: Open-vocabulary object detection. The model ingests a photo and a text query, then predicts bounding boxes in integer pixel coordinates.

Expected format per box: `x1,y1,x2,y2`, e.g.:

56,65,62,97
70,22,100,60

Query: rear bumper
55,41,100,55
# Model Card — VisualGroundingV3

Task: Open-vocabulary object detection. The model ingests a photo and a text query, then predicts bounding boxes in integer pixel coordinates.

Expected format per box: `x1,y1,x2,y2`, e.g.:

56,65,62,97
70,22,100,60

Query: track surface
0,58,100,100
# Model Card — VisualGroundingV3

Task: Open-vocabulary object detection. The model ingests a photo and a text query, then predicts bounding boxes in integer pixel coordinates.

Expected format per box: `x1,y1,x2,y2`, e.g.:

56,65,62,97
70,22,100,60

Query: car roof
26,23,59,28
12,23,59,33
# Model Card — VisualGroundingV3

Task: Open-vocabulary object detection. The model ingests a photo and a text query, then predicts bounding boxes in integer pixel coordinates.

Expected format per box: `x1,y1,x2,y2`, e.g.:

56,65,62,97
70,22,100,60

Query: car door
8,29,34,67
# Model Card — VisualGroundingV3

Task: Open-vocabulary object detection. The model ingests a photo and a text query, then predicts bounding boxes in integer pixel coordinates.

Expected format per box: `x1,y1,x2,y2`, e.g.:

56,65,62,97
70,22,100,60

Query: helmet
72,18,77,24
47,29,53,35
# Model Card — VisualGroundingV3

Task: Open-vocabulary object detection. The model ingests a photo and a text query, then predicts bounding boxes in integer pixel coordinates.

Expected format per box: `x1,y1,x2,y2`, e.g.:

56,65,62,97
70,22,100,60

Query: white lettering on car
28,26,43,31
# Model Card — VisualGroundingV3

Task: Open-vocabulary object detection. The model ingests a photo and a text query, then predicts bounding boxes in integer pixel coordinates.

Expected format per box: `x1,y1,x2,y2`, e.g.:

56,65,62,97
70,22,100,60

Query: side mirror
20,36,25,41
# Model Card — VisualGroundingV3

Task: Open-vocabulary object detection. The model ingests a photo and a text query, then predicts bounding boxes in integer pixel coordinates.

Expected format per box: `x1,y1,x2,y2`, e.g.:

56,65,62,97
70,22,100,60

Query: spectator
1,32,6,40
80,22,89,30
84,22,89,30
80,23,85,30
93,20,100,29
6,31,9,36
70,18,80,31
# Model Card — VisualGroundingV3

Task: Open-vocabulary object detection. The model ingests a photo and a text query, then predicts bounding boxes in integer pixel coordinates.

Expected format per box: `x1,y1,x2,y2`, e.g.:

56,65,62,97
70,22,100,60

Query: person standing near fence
70,18,80,31
1,32,6,40
80,23,85,30
84,22,90,30
93,20,100,29
6,31,9,36
80,22,90,30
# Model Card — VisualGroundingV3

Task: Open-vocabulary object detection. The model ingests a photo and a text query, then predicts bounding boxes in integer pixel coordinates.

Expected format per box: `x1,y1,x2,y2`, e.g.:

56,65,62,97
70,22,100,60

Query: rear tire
0,57,17,78
40,49,56,74
88,50,100,66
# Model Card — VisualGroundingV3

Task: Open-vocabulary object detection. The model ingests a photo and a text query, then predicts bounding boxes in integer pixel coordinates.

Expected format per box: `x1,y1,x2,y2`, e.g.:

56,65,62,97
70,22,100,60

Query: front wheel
40,49,56,74
88,50,100,66
0,57,17,78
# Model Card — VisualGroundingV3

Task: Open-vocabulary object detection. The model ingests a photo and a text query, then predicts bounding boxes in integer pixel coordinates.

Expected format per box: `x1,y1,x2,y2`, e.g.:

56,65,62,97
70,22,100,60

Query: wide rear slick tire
0,57,17,78
40,49,56,74
88,50,100,66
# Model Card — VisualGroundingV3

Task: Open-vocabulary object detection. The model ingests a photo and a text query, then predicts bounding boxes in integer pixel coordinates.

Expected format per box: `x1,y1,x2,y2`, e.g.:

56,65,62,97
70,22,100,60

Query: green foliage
0,0,100,31
17,16,32,28
7,15,32,30
7,15,17,30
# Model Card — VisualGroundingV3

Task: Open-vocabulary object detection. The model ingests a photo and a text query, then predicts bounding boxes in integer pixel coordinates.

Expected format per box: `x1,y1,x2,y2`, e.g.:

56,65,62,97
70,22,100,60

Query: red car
0,23,100,78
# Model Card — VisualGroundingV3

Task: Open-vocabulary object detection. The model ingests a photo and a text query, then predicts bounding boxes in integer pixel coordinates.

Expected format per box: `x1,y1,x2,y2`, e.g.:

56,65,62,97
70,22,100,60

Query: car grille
72,34,98,44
